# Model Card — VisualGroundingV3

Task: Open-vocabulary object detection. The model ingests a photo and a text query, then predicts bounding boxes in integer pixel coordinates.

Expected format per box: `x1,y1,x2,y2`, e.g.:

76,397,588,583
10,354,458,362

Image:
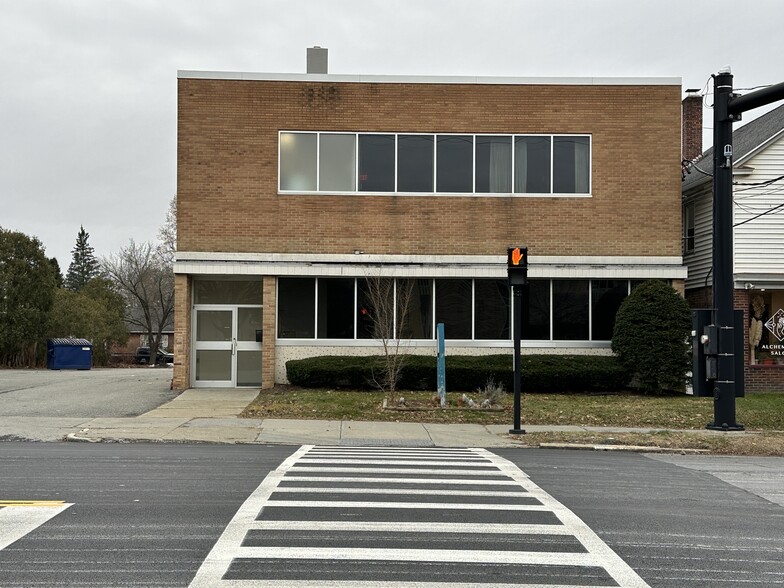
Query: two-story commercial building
173,53,686,390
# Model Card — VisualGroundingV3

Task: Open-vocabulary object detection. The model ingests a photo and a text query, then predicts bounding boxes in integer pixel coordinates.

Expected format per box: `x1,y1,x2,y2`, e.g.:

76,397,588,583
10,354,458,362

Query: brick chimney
682,89,703,161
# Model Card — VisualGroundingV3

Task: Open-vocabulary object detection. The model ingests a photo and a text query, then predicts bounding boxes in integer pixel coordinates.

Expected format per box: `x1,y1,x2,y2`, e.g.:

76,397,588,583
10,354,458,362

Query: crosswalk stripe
189,445,650,588
0,502,73,551
247,521,574,534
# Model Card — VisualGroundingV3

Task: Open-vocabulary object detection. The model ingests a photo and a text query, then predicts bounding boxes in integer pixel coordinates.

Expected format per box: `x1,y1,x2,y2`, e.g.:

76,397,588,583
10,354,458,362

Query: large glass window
280,132,590,196
476,136,512,193
277,278,315,338
398,135,434,192
317,278,355,339
359,134,395,192
279,132,317,191
553,136,590,194
398,279,433,339
553,280,589,340
436,279,472,339
514,136,551,193
523,280,550,340
591,280,628,340
194,280,262,305
475,279,510,339
436,135,473,193
319,134,356,191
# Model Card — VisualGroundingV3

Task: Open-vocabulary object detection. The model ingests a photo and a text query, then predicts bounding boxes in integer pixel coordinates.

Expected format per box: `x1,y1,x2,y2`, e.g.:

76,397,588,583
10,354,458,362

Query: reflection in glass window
357,278,394,340
280,132,317,191
436,279,472,339
398,279,433,339
514,136,551,193
553,136,590,194
436,135,473,193
591,280,628,340
359,134,395,192
476,136,512,193
317,278,355,339
277,278,315,338
319,134,356,191
553,280,589,340
475,280,510,339
523,280,550,340
398,135,434,192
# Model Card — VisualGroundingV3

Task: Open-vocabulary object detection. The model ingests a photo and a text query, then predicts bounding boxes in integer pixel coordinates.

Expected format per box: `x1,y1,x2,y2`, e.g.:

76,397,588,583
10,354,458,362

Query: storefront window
750,290,784,365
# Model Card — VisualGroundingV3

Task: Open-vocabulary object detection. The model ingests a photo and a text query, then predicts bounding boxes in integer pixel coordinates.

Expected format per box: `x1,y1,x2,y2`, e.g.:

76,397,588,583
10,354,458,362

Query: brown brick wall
262,276,276,389
177,79,682,258
172,274,191,390
681,94,703,161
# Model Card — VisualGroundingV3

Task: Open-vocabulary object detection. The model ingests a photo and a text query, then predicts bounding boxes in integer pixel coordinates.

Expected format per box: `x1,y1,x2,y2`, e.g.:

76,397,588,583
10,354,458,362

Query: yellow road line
0,500,66,507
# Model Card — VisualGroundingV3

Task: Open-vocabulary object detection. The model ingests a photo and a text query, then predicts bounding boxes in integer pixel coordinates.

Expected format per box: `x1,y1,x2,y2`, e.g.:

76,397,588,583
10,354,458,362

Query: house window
279,132,591,196
277,278,315,338
435,279,473,339
683,202,695,253
553,136,591,194
358,134,395,192
476,136,512,193
553,280,589,340
279,132,317,191
591,280,628,341
750,290,784,366
319,134,356,191
514,136,551,193
436,135,473,193
397,135,434,192
317,278,355,339
475,279,510,339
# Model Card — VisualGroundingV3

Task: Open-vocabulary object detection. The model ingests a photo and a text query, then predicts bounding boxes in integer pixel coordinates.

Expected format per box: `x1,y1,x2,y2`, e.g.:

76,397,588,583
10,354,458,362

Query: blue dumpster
47,338,93,370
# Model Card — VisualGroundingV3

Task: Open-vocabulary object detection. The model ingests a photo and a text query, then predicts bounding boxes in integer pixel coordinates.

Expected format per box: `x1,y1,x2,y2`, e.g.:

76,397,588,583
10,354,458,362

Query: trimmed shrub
286,354,629,393
611,280,692,394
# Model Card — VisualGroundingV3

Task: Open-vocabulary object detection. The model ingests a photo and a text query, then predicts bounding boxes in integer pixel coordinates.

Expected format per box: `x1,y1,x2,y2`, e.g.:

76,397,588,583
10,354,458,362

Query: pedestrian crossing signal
507,246,528,285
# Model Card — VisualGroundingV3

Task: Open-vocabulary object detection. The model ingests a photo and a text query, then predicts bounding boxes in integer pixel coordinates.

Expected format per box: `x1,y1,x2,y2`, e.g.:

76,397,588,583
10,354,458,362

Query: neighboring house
173,48,686,390
112,307,174,359
682,100,784,391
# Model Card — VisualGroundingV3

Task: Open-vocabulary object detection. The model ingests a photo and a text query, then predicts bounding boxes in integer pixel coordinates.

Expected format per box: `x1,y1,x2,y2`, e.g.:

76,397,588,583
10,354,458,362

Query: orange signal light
511,247,524,266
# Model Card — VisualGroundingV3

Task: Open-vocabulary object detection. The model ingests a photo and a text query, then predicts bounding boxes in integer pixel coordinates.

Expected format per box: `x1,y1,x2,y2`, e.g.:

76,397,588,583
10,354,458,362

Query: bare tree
362,276,415,403
157,196,176,266
102,240,174,365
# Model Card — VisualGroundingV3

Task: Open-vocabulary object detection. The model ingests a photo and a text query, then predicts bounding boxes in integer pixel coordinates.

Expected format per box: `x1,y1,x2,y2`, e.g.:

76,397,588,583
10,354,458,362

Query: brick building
173,58,686,389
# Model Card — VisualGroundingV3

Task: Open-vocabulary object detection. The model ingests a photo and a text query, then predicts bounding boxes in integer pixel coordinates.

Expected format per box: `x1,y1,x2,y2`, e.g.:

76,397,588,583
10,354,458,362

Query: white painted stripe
297,459,495,467
235,545,599,567
288,467,510,476
211,581,606,588
280,476,521,486
249,521,572,534
271,487,527,497
477,449,651,588
188,445,312,588
305,453,486,460
265,500,547,511
0,503,73,551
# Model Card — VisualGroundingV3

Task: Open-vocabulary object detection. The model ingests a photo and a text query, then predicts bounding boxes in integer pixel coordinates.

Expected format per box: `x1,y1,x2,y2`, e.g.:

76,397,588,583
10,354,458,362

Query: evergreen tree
49,257,64,288
65,225,99,291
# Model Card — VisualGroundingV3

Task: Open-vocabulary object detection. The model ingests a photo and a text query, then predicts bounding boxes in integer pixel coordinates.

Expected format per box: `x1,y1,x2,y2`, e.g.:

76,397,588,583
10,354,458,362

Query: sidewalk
0,388,737,449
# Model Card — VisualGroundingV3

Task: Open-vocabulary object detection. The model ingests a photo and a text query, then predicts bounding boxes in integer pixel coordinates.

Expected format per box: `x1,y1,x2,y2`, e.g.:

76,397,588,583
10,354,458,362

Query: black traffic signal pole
507,247,528,435
709,72,784,430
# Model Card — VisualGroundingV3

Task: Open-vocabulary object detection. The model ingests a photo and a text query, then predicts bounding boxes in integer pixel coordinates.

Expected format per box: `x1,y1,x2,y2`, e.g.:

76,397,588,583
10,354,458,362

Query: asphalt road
0,368,177,417
0,443,782,588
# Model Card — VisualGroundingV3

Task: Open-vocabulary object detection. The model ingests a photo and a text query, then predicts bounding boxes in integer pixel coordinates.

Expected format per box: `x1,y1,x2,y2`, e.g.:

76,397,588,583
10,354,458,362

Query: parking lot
0,368,178,418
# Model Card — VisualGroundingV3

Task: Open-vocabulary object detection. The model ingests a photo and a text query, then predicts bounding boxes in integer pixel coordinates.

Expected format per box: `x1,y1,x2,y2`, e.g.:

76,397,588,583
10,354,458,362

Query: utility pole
706,70,784,430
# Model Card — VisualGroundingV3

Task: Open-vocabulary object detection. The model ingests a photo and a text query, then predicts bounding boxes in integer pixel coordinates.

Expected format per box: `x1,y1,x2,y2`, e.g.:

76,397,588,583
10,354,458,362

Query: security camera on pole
507,246,528,434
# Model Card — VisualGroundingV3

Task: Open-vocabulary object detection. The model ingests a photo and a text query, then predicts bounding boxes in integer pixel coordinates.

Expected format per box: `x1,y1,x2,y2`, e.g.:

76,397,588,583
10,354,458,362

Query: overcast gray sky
1,0,783,269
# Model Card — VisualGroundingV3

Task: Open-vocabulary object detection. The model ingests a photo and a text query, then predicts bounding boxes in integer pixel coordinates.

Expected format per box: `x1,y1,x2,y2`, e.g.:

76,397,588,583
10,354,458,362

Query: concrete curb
539,442,711,454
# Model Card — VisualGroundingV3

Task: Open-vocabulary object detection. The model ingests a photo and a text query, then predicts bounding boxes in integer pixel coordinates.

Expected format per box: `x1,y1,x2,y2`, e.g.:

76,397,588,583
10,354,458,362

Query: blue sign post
436,322,446,407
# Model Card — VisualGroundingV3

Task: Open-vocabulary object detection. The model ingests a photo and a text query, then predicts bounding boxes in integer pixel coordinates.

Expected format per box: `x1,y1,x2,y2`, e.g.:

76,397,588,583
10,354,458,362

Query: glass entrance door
193,306,262,387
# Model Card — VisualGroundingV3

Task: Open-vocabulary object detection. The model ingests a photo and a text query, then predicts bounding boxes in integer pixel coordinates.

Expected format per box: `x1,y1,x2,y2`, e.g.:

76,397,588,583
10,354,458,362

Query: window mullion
313,278,319,340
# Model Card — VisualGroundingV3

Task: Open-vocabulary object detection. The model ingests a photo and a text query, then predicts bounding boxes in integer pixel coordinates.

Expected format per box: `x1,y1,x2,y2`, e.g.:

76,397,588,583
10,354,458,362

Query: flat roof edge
177,70,681,86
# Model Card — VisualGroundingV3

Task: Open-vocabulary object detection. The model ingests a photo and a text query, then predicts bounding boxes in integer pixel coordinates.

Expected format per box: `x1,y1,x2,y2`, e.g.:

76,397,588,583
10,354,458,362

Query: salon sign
763,308,784,355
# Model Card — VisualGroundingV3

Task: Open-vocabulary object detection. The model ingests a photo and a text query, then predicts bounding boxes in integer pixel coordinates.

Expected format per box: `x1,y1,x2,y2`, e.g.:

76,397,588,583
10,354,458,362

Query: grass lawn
241,387,784,456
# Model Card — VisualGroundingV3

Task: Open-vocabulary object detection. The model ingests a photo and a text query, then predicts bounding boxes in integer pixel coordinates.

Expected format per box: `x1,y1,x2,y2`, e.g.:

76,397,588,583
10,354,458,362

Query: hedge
286,354,629,393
